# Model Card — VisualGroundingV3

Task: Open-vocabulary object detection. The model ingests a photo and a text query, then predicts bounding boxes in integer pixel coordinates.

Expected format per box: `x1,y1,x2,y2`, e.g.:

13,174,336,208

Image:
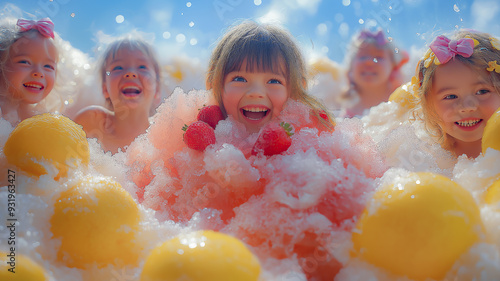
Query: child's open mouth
23,82,44,91
121,85,142,96
455,119,482,129
241,107,270,121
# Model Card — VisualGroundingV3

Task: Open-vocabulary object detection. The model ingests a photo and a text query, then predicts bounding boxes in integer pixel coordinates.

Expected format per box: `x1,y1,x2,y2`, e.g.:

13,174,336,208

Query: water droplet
416,180,421,184
116,15,125,24
388,17,392,21
181,12,184,16
73,69,79,75
389,6,393,9
411,195,415,199
388,37,393,42
177,249,184,255
358,19,364,24
70,12,75,18
342,0,351,6
176,33,186,43
395,48,399,53
388,195,392,199
162,32,171,39
64,100,69,105
189,21,194,27
186,2,192,7
455,25,459,29
190,38,198,45
453,4,460,12
254,0,262,5
106,71,110,76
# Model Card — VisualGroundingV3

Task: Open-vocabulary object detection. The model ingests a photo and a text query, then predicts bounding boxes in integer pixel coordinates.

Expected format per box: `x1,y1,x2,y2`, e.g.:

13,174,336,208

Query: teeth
122,86,140,91
243,107,268,112
456,120,480,127
24,83,43,89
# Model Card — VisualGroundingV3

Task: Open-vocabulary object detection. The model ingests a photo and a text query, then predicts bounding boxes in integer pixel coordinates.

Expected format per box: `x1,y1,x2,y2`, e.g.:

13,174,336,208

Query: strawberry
197,105,225,129
182,121,216,151
251,122,294,156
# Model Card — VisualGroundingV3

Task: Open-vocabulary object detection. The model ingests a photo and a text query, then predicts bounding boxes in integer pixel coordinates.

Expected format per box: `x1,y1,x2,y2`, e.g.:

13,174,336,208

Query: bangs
224,32,287,77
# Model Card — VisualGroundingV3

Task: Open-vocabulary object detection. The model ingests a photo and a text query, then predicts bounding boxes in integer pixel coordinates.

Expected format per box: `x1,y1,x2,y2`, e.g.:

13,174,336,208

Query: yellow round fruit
50,175,140,268
0,252,47,281
352,172,483,280
388,82,418,109
140,230,261,281
309,57,340,80
485,178,500,205
4,113,89,179
482,108,500,154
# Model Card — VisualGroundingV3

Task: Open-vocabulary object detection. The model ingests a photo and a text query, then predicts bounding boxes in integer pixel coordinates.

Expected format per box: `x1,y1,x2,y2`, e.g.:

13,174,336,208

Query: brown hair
414,30,500,151
206,20,334,130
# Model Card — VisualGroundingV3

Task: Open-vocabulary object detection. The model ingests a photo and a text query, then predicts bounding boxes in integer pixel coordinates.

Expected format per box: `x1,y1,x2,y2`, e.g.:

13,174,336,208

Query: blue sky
3,0,500,64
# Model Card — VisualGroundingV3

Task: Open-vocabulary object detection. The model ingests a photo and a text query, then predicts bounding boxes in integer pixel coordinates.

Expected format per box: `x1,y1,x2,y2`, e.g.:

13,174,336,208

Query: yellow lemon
485,177,500,205
482,108,500,154
4,113,89,179
0,252,47,281
140,230,261,281
388,82,418,109
352,172,483,280
50,175,140,268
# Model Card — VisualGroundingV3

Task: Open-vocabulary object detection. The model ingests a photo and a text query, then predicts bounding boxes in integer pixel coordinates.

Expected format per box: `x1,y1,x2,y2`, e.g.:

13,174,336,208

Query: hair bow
487,61,500,73
16,18,55,39
359,29,387,46
429,35,474,65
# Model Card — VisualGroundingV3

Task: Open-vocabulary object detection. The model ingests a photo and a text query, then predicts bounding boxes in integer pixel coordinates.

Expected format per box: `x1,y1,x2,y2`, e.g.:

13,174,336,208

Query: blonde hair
206,20,334,130
341,28,405,105
98,38,162,115
414,30,500,152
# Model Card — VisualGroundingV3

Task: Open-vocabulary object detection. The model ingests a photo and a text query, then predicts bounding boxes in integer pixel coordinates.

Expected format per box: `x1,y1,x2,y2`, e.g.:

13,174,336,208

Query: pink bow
16,18,55,39
429,35,474,64
359,29,387,46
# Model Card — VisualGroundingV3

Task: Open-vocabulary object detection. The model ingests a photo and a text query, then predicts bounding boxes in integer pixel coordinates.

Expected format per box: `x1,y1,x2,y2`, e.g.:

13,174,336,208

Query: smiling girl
414,30,500,158
206,20,334,134
0,18,58,125
75,37,161,153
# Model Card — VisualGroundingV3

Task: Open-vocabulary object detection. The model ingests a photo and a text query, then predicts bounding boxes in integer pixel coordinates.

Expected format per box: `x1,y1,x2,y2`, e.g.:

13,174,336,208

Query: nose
124,71,137,78
459,95,478,112
246,83,265,99
32,66,44,78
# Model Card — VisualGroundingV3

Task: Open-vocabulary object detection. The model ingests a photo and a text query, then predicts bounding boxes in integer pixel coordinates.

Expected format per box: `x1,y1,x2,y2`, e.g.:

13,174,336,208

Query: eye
139,65,148,70
476,89,491,95
112,65,123,71
232,76,246,82
17,60,30,65
268,78,283,85
44,64,55,70
443,94,458,100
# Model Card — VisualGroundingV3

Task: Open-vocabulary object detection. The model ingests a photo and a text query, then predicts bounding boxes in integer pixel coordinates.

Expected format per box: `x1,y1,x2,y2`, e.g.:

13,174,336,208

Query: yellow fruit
352,172,483,280
485,178,500,205
4,113,89,179
309,57,340,80
0,252,47,281
50,176,140,268
482,108,500,154
388,82,418,109
140,230,261,281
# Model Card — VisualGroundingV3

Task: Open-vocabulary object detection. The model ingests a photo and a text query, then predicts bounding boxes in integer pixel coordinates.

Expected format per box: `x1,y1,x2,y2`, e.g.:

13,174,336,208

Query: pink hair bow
429,35,474,64
359,29,387,46
16,18,55,39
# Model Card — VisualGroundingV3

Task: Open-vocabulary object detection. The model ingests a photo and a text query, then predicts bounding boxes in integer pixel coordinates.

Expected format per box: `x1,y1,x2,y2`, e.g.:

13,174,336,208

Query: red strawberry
182,121,216,151
251,122,294,156
197,105,225,129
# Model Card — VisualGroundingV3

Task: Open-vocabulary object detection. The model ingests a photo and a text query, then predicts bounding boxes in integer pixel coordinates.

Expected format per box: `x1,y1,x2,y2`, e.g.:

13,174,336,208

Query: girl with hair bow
339,28,409,118
0,17,58,125
413,30,500,158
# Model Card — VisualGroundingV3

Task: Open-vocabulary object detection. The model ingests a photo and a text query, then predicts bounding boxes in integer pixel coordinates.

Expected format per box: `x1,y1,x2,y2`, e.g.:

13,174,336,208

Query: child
340,28,408,118
0,18,58,125
205,20,334,134
413,30,500,158
74,37,162,153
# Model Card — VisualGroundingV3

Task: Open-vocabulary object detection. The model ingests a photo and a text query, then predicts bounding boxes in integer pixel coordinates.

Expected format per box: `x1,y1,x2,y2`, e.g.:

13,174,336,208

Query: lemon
50,175,140,268
482,108,500,154
388,82,418,109
0,252,47,281
4,113,89,179
485,177,500,205
352,172,483,280
140,230,261,281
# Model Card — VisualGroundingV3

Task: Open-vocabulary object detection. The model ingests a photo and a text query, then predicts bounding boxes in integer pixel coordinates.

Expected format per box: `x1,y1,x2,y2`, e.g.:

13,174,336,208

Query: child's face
4,32,57,104
430,60,500,144
222,59,289,134
103,47,158,112
350,43,393,89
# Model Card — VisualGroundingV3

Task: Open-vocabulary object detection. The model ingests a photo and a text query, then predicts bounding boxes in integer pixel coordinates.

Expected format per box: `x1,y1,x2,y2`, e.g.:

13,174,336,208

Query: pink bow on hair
429,35,474,64
16,18,55,39
359,29,387,46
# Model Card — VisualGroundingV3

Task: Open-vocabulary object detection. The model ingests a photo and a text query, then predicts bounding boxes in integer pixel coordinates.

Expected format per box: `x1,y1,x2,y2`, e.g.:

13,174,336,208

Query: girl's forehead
234,56,287,75
10,32,57,60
